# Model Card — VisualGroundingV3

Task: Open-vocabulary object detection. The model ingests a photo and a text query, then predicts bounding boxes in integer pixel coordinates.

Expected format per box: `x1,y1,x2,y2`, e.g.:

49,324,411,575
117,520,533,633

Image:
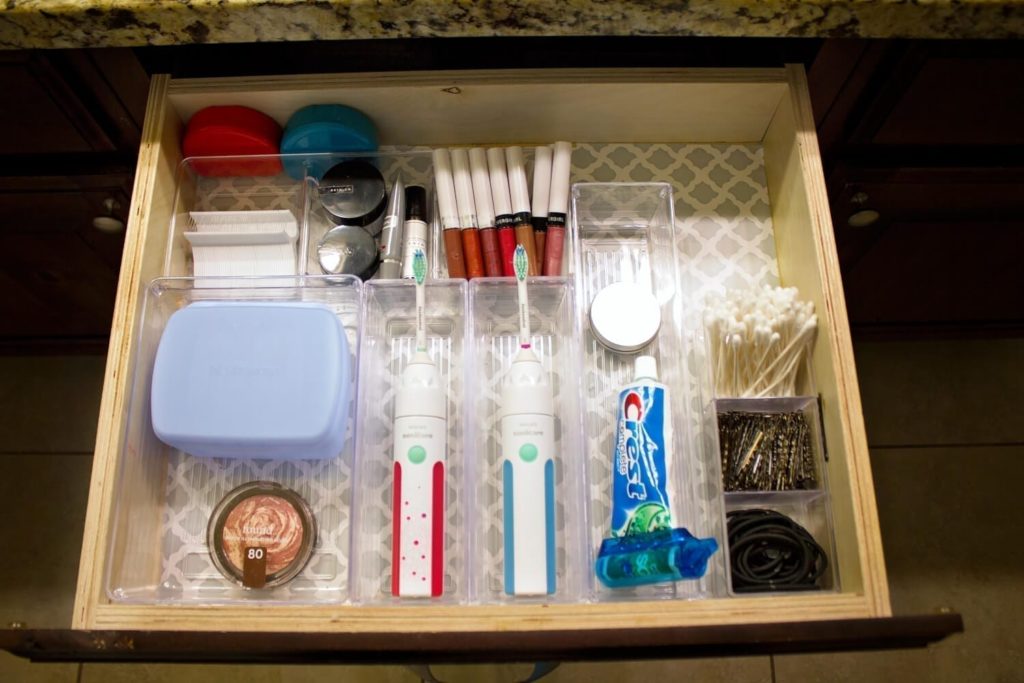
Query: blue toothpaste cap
595,527,719,588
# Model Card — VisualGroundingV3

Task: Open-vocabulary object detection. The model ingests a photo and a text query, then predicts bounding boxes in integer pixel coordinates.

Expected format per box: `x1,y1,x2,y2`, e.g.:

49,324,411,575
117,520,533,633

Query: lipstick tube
487,147,517,277
531,146,552,267
505,146,539,276
469,148,503,277
450,148,485,279
543,141,572,277
432,148,467,279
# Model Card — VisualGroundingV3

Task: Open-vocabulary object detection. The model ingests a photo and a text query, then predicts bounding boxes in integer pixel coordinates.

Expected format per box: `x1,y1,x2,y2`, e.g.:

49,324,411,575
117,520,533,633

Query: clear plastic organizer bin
570,182,728,600
350,279,470,604
724,491,839,594
106,275,362,604
714,395,839,594
163,155,309,280
467,277,588,604
164,151,441,280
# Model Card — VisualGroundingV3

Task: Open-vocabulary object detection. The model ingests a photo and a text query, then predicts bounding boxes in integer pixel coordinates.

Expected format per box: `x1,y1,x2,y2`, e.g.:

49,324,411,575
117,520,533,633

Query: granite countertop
2,0,1024,49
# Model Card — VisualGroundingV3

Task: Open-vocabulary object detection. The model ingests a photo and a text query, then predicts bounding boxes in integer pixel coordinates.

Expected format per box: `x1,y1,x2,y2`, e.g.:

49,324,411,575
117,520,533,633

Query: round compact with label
207,482,316,589
318,160,387,234
589,281,662,353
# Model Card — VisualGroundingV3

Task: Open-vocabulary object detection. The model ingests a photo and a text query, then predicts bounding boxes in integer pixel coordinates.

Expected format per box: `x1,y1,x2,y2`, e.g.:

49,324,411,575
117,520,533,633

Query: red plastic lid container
183,106,284,177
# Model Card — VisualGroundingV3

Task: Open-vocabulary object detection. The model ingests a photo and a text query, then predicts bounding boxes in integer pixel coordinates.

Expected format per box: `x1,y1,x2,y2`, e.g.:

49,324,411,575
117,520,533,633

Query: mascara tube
400,186,428,279
469,148,503,277
505,146,539,276
432,148,467,279
487,147,517,277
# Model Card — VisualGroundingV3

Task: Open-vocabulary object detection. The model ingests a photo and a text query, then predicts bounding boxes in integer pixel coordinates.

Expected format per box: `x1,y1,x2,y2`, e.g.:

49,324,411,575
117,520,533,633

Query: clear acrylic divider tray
715,395,840,594
570,182,728,600
106,274,362,604
350,279,470,604
467,277,588,604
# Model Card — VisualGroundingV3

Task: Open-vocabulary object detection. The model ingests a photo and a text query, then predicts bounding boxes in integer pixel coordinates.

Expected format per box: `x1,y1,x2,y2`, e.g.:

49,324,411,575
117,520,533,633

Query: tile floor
1,339,1021,681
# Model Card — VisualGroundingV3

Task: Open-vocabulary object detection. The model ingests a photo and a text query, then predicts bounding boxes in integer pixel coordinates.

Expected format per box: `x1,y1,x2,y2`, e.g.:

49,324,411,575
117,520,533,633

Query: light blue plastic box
151,301,351,460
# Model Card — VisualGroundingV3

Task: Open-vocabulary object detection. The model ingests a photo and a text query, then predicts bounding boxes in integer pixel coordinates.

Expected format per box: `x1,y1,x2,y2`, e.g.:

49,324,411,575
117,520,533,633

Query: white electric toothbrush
391,250,446,598
500,245,556,596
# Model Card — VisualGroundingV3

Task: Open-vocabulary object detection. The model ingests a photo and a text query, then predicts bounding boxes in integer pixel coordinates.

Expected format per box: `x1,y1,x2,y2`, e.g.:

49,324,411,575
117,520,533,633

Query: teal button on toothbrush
500,245,557,596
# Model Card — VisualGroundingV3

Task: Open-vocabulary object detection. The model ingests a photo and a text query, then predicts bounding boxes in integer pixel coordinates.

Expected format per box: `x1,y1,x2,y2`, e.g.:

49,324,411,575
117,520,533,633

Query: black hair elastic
727,508,828,592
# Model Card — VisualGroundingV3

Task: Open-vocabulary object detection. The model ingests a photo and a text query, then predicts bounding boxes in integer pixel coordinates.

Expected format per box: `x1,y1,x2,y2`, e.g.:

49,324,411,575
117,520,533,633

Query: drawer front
74,66,888,632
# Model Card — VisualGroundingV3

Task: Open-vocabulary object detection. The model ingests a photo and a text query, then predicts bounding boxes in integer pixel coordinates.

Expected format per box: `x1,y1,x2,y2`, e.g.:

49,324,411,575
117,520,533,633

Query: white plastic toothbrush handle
392,414,446,598
501,412,556,596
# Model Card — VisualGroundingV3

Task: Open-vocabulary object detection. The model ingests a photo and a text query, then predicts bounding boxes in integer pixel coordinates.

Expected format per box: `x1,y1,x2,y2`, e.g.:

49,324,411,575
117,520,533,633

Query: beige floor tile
280,664,417,682
80,662,284,682
376,660,770,683
0,453,92,629
775,445,1024,682
0,652,78,683
550,658,771,682
0,355,106,454
854,338,1024,447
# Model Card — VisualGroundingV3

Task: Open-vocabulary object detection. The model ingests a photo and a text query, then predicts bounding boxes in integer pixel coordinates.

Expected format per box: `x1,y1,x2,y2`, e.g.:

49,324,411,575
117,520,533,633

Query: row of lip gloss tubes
432,143,572,280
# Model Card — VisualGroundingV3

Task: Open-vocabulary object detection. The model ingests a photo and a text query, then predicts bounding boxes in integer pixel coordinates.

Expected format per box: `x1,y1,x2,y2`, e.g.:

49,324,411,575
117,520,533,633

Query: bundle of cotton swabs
704,286,817,398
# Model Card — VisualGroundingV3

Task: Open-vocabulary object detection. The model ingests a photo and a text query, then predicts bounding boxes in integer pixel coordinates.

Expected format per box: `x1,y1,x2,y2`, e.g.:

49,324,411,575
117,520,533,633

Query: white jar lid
589,281,662,353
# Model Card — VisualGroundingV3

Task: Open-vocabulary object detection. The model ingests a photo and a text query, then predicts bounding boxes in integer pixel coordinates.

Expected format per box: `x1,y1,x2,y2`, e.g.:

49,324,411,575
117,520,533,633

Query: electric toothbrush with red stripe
391,250,446,598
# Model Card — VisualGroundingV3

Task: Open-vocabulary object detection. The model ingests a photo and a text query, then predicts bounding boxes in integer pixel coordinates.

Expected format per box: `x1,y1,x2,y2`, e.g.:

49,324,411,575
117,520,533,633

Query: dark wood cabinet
810,40,1024,337
0,49,147,350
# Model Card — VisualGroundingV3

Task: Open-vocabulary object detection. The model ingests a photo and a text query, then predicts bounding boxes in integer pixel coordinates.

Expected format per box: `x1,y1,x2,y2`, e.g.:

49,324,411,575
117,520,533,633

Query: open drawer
73,66,892,637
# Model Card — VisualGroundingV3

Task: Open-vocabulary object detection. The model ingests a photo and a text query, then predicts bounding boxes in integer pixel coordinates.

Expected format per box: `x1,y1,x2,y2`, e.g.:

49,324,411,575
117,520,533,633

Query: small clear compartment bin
467,277,588,603
106,275,362,604
350,279,471,604
570,182,728,600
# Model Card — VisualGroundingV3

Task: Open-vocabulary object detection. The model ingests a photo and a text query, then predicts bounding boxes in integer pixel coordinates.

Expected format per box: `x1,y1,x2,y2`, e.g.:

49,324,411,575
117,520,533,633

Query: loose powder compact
208,482,316,589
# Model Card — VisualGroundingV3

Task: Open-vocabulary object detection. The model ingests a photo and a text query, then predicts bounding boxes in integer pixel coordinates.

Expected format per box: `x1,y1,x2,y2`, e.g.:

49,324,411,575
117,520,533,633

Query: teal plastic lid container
151,301,351,460
280,104,378,180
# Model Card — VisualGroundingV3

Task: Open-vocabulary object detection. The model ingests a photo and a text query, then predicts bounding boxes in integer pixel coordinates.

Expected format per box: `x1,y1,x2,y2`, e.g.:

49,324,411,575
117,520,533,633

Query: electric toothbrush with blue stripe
500,245,557,596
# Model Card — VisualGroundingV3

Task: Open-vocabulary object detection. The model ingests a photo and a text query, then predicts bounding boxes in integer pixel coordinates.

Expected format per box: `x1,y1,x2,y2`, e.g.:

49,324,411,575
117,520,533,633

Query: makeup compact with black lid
315,159,388,279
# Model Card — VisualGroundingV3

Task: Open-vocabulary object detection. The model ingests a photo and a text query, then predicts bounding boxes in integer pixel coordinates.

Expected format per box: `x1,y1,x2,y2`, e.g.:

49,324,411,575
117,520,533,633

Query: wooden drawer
73,66,889,635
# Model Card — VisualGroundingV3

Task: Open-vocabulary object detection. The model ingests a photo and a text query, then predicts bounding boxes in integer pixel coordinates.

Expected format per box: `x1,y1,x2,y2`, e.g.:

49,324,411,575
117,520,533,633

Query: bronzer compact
208,481,316,589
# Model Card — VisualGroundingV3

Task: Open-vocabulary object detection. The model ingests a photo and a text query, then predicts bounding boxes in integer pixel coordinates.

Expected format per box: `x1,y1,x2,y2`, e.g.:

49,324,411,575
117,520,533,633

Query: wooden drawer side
764,65,890,616
74,74,183,628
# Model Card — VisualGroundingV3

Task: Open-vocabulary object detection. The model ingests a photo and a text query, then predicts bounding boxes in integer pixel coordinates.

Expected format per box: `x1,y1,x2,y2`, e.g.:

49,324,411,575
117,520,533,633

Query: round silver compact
317,223,379,280
319,159,387,234
589,281,662,353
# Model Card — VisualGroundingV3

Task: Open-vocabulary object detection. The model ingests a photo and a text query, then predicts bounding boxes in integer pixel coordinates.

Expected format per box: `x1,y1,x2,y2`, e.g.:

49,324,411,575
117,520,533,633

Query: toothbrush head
413,249,427,285
514,244,528,282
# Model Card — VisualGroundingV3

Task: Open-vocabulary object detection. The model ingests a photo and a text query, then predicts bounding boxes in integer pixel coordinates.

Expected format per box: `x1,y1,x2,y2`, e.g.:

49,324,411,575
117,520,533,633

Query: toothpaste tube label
611,383,672,537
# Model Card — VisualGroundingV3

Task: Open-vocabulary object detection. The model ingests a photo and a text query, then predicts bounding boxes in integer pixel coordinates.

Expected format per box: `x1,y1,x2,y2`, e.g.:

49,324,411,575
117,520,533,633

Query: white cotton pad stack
703,285,818,398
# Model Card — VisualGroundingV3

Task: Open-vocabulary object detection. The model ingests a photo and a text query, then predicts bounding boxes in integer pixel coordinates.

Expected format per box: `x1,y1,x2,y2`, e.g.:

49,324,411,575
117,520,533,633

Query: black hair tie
727,508,828,592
